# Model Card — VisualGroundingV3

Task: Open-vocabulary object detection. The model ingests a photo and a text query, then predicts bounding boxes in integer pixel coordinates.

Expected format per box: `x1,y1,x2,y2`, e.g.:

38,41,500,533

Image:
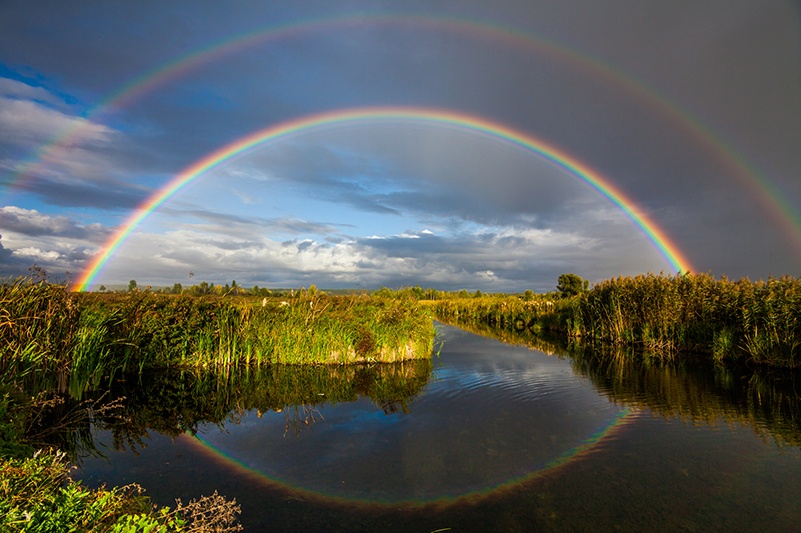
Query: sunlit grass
426,273,801,368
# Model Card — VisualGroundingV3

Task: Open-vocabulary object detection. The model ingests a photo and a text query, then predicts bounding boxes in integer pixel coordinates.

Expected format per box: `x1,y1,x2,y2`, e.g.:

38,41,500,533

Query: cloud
0,77,63,107
0,228,93,282
84,217,667,292
213,126,602,230
0,92,114,148
1,2,799,290
14,176,151,210
0,80,132,200
0,206,110,239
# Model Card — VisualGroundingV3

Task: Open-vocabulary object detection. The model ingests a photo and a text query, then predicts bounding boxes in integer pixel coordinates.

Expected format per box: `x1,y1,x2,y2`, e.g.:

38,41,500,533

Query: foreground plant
0,450,241,532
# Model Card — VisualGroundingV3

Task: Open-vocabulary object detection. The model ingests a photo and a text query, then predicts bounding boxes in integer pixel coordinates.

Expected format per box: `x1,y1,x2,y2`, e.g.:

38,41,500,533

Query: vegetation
0,365,243,532
0,450,241,532
431,316,801,448
0,273,436,532
424,293,568,334
2,277,435,393
574,273,801,366
3,268,800,530
556,273,589,298
426,272,801,368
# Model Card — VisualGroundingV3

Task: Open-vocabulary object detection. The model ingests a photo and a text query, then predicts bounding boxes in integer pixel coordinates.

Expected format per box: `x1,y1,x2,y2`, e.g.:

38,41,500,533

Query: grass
426,273,801,368
0,275,435,532
1,277,436,397
0,376,243,533
76,288,435,368
3,270,799,530
576,273,801,366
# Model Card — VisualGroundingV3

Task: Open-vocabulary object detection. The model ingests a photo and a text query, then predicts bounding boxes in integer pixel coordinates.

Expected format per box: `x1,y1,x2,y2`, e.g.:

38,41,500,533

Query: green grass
2,278,436,395
0,275,436,532
576,273,801,366
427,273,801,368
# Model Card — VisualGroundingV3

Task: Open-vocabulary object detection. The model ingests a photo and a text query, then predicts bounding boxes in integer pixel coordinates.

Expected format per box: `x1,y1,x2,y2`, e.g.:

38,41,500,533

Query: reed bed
576,273,801,366
427,273,801,367
424,294,571,334
1,277,435,398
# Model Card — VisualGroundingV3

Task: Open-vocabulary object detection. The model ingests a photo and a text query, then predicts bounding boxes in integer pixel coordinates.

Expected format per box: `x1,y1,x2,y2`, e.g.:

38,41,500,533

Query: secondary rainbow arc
6,13,800,259
72,107,692,291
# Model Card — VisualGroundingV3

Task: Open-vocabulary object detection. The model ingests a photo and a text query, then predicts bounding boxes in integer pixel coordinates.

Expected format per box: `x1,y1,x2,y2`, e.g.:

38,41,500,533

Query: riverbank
2,278,436,394
425,273,801,368
0,276,435,531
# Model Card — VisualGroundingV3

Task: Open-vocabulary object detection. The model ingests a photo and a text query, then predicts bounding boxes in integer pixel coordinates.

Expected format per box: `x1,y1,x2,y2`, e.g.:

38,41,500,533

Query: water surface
77,323,801,531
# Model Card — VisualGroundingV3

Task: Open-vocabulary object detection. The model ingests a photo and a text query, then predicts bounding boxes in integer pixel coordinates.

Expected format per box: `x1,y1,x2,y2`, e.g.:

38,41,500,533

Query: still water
77,323,801,531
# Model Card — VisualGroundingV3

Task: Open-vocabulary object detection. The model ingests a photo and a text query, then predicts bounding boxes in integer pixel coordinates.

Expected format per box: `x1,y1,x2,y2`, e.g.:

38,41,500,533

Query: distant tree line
101,274,591,300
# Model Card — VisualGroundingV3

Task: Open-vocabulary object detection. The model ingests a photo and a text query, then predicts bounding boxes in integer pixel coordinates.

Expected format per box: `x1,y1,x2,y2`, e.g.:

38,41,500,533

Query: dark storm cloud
0,1,799,288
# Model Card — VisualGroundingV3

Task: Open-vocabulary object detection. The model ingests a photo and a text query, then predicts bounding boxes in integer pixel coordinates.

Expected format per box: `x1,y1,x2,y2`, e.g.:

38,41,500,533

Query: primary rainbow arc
73,107,692,291
6,13,799,258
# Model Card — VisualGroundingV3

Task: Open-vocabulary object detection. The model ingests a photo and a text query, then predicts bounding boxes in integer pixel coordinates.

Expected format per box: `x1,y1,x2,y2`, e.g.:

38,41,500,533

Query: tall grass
0,277,81,391
427,273,801,367
2,277,436,399
424,293,572,334
576,273,801,366
0,276,429,532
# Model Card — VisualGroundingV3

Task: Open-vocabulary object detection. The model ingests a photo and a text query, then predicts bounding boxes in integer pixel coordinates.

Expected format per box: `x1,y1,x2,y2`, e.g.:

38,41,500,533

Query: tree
522,289,534,301
128,280,137,292
99,285,106,292
172,283,182,294
557,273,588,298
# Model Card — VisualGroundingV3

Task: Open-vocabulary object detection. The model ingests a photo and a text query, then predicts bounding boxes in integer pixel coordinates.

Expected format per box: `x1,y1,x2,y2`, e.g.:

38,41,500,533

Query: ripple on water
191,325,630,503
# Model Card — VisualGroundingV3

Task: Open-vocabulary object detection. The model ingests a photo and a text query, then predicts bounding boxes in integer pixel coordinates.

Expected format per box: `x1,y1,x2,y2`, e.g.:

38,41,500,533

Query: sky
1,1,800,292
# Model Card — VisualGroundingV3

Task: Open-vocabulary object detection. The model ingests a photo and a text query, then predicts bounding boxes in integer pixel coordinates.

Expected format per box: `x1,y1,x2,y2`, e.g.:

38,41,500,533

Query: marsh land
2,272,800,531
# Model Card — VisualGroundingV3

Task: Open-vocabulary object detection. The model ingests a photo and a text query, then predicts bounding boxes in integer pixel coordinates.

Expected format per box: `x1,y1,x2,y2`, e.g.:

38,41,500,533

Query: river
76,323,801,531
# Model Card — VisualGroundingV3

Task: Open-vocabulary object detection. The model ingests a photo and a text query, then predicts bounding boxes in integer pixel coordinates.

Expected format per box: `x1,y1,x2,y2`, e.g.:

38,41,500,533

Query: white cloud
0,77,63,107
0,96,114,147
12,247,62,261
0,206,109,239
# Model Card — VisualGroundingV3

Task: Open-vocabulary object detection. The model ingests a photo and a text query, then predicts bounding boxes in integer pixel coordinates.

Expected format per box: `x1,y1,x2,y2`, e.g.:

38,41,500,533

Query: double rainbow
72,107,692,291
6,14,800,258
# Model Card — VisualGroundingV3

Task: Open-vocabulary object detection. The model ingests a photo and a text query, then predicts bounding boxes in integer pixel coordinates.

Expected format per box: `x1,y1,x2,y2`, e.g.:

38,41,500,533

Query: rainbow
5,14,801,257
181,406,636,507
72,107,692,291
